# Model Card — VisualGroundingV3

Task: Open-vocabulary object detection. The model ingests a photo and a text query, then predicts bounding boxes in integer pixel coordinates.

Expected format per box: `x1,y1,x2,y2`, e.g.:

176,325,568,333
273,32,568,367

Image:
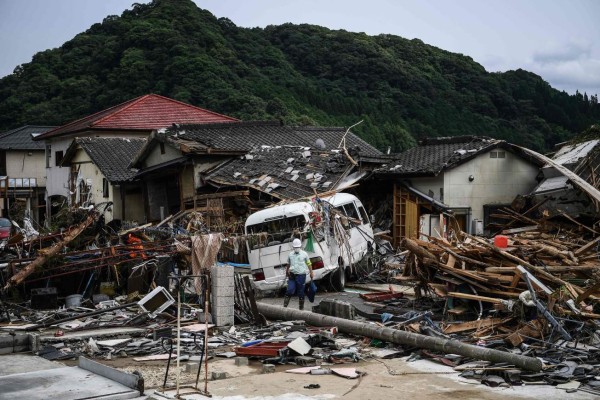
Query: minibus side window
358,204,369,225
342,203,360,225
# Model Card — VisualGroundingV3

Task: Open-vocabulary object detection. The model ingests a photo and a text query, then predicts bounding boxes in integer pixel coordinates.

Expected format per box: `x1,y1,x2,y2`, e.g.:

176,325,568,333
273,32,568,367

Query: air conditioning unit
138,286,175,318
471,219,484,236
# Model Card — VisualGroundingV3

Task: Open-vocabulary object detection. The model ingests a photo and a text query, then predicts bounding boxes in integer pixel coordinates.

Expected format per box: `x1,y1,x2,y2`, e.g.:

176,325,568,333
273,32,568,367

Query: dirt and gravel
83,356,595,400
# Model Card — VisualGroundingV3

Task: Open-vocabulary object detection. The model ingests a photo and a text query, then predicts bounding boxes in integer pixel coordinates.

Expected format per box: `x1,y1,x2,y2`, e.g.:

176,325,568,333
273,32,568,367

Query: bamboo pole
257,303,543,372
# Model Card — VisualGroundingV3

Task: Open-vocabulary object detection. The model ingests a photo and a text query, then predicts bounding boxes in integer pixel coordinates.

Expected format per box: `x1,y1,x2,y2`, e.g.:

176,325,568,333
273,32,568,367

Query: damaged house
32,94,236,219
0,125,55,223
60,137,147,223
360,136,543,245
131,121,381,224
530,134,600,222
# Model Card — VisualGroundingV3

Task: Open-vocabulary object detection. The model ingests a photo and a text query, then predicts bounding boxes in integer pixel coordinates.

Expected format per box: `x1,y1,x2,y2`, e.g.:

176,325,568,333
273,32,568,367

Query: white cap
292,238,302,248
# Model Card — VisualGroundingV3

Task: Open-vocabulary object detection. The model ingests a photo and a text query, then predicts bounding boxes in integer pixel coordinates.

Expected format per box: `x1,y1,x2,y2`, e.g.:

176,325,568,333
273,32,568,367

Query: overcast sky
1,0,599,96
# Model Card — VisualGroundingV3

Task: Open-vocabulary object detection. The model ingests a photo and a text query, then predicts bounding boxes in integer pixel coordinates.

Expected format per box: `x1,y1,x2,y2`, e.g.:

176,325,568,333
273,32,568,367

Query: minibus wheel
330,265,346,292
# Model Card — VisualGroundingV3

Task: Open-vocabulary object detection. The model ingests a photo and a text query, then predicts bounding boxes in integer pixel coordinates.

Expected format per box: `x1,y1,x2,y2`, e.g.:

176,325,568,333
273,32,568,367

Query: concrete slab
0,366,140,400
0,354,63,376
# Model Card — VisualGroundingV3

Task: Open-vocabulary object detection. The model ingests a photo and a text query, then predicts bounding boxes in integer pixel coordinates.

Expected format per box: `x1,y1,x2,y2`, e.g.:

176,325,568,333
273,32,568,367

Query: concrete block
212,296,235,307
234,357,249,366
185,362,199,373
295,356,316,366
211,371,228,380
262,364,276,374
0,333,31,354
212,305,234,316
212,285,235,294
212,277,234,285
213,315,234,326
29,333,40,353
315,299,355,320
212,280,235,289
211,266,234,278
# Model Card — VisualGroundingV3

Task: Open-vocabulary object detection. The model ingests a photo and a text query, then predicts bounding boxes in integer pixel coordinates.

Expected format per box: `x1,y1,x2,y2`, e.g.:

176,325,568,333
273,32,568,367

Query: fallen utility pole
4,212,98,290
257,303,543,372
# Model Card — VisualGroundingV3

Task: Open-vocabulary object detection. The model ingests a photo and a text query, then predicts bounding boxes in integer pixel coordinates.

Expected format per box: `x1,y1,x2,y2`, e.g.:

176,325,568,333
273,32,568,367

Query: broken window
102,178,109,198
358,205,369,225
335,203,362,226
55,150,64,166
46,144,51,168
0,150,6,176
246,214,307,246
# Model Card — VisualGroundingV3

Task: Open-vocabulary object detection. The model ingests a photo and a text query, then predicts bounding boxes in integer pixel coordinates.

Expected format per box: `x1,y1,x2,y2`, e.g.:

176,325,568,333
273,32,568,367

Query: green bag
304,231,315,252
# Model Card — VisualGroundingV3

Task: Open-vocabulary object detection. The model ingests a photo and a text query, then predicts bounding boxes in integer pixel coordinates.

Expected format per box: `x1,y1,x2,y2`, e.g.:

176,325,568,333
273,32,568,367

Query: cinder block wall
211,265,234,326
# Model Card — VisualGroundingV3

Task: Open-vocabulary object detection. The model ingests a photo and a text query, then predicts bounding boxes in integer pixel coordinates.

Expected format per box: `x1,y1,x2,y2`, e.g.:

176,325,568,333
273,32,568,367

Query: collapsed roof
206,145,360,200
131,120,381,169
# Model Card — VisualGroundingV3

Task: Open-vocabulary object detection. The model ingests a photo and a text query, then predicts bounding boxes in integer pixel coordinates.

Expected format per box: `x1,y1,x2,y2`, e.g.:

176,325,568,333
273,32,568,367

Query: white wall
410,176,445,202
6,150,46,186
410,149,539,227
70,149,114,220
143,142,181,168
45,137,71,198
444,150,539,221
45,131,149,199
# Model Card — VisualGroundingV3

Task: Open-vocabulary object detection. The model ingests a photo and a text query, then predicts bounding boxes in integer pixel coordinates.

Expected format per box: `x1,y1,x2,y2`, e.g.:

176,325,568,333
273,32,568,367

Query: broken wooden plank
560,212,599,235
446,292,505,304
443,317,511,334
574,236,600,256
506,319,545,347
501,225,539,235
466,233,579,291
486,265,600,274
576,281,600,303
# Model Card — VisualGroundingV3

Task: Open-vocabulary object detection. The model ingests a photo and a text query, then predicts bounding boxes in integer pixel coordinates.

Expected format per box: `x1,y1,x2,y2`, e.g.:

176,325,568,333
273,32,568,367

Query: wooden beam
443,317,511,334
577,281,600,303
194,190,250,200
447,292,505,304
574,236,600,256
501,225,539,234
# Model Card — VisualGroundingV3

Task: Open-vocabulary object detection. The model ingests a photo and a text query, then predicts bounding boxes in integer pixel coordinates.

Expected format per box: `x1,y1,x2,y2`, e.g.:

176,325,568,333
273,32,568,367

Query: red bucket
494,235,508,248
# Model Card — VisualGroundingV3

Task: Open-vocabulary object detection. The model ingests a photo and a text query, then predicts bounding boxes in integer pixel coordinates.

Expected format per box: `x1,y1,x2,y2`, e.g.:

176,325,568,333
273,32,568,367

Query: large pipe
257,302,542,372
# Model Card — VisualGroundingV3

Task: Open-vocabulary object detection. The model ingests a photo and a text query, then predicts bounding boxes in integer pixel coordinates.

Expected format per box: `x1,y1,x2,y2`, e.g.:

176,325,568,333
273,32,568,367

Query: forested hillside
1,0,598,152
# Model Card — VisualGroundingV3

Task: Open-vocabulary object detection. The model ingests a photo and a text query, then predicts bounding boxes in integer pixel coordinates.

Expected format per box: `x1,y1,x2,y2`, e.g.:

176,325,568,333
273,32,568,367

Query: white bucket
65,294,83,308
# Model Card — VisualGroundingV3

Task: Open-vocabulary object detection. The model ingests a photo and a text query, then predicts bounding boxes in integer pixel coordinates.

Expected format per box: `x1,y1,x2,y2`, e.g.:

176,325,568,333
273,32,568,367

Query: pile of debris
392,221,600,394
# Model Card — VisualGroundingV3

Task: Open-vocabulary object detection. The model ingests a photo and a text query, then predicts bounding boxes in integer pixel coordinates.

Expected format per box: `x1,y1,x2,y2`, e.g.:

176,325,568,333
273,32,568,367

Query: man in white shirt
284,238,313,310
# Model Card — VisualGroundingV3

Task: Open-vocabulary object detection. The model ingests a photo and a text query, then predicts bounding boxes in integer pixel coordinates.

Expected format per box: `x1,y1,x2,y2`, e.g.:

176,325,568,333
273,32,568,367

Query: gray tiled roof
169,121,305,151
164,121,381,155
207,146,353,200
76,137,146,183
373,136,502,176
292,126,381,156
0,126,56,150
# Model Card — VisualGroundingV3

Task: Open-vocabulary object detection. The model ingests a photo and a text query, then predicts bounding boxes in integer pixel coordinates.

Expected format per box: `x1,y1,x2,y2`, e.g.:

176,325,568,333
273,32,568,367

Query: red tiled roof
35,94,237,140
